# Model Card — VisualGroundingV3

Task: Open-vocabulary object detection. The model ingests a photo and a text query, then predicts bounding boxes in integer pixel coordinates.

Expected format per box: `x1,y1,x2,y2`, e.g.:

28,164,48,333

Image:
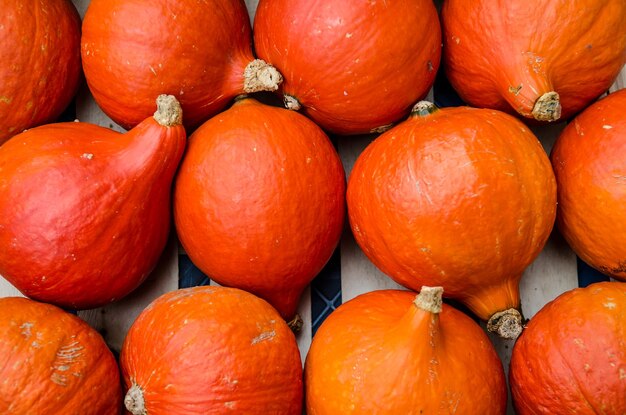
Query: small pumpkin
0,95,186,309
551,89,626,281
174,97,345,320
510,282,626,414
81,0,281,130
305,287,507,414
0,297,121,414
347,102,557,338
120,286,303,414
442,0,626,122
0,0,81,144
253,0,441,135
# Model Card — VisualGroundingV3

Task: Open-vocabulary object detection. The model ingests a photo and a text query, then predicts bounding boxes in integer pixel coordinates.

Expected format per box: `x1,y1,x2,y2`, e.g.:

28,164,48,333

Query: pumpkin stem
413,286,444,314
287,313,304,333
410,101,439,117
284,95,301,111
153,94,183,127
243,59,283,93
532,91,561,122
486,308,523,339
124,383,147,415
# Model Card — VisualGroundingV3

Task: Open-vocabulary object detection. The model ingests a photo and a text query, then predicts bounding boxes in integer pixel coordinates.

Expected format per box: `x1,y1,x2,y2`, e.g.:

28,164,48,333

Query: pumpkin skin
82,0,281,130
0,96,186,309
551,89,626,281
442,0,626,122
346,102,556,338
0,0,81,144
120,286,303,415
510,282,626,414
253,0,441,135
305,287,507,414
0,297,121,414
174,98,345,320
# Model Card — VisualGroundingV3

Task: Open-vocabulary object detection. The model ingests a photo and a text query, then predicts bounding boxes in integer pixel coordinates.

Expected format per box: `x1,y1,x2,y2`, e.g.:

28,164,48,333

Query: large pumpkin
510,282,626,414
0,0,81,144
174,97,345,320
120,286,303,414
0,297,121,414
347,102,557,338
442,0,626,122
551,89,626,281
0,95,186,309
305,287,507,414
82,0,281,130
253,0,441,135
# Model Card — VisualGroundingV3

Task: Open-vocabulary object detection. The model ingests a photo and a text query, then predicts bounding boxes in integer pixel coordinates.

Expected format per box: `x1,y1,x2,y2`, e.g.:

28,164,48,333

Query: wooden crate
1,1,624,414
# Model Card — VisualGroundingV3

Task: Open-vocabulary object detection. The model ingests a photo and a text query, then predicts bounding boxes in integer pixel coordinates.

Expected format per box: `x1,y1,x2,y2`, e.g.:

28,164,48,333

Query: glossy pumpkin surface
0,297,121,414
82,0,281,130
0,0,81,144
254,0,441,135
305,288,507,414
442,0,626,122
0,96,186,309
551,89,626,281
174,98,345,320
510,282,626,414
120,286,303,414
347,102,556,336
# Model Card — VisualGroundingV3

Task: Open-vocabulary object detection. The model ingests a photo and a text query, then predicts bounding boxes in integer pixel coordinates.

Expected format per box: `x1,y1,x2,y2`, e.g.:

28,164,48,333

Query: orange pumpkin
120,286,303,414
442,0,626,122
0,297,121,414
551,89,626,281
510,282,626,414
347,102,557,338
82,0,281,130
0,95,186,309
253,0,441,135
174,97,345,320
305,287,507,414
0,0,81,144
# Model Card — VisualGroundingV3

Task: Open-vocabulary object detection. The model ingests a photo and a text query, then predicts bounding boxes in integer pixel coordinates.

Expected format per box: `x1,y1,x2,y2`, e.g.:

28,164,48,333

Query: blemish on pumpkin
603,125,613,129
149,66,157,76
573,338,585,348
620,368,625,379
452,35,460,44
81,153,94,160
584,363,591,372
574,119,584,136
427,61,434,72
20,322,33,338
603,301,616,309
225,402,236,409
508,84,523,95
50,373,67,386
345,32,353,38
0,96,12,104
251,330,275,345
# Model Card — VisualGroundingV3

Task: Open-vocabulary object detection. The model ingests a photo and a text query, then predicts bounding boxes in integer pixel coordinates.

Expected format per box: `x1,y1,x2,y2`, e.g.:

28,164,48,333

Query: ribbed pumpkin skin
120,286,303,415
82,0,257,130
347,104,556,321
510,282,626,414
442,0,626,122
551,89,626,281
0,99,186,309
174,98,345,319
0,0,81,144
305,289,507,414
253,0,441,135
0,297,121,414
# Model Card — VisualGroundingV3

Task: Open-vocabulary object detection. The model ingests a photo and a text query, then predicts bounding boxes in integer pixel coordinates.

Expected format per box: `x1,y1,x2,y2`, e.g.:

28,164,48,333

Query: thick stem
243,59,283,93
413,286,444,314
486,308,523,339
284,95,301,111
153,94,183,127
410,101,439,118
532,91,561,122
124,383,147,415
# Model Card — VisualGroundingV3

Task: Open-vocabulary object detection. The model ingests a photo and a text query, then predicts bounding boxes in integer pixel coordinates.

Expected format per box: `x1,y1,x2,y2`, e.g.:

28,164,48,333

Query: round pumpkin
510,282,626,414
0,297,121,414
253,0,441,135
120,286,303,414
551,89,626,281
442,0,626,122
174,97,345,320
305,287,507,414
346,101,557,338
0,95,186,309
0,0,81,144
81,0,281,130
